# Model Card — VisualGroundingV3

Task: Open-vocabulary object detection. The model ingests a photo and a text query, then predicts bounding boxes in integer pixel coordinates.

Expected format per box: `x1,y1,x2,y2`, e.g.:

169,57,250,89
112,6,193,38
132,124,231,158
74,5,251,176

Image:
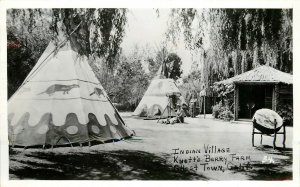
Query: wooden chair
252,118,286,149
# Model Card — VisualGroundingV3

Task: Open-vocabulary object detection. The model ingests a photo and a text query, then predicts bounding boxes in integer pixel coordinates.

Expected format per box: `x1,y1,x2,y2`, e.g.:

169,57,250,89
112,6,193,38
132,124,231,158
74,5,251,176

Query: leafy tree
217,9,292,74
146,57,157,77
7,32,37,97
151,45,168,78
167,8,292,116
8,9,128,65
7,9,53,98
179,60,202,104
7,8,128,98
90,43,151,110
164,53,183,80
167,8,292,88
111,55,149,110
148,44,183,80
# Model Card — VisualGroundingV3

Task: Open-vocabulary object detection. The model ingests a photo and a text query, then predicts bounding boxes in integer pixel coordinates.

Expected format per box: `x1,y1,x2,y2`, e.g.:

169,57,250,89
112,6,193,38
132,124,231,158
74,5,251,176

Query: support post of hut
283,124,286,149
273,84,279,112
199,88,206,119
204,96,206,119
234,83,239,120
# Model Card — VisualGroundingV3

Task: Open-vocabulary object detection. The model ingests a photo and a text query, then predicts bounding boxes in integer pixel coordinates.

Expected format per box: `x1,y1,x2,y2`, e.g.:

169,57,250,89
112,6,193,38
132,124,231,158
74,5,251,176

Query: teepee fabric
133,78,185,118
8,41,133,147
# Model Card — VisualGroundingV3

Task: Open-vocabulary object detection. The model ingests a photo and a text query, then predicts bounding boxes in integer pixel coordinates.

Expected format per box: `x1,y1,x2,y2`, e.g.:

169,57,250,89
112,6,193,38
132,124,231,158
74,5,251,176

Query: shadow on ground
230,145,292,180
9,148,206,180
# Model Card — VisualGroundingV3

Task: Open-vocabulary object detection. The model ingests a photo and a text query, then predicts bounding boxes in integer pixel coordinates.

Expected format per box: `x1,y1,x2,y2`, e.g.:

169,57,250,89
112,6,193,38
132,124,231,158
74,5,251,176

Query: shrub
212,83,234,111
277,104,293,126
212,101,234,121
212,102,224,118
219,110,234,121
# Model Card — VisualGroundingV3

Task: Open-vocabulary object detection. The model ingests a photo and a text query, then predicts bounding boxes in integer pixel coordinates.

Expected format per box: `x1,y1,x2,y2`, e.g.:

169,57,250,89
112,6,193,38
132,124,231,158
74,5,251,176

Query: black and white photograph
0,1,299,185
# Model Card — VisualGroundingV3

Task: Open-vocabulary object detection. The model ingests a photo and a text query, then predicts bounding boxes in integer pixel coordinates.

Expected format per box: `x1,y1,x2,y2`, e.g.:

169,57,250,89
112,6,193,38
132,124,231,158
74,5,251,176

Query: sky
121,9,194,76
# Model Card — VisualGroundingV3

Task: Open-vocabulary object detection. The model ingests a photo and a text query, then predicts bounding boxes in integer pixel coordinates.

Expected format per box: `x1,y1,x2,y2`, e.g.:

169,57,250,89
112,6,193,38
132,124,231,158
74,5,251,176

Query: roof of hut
216,65,293,85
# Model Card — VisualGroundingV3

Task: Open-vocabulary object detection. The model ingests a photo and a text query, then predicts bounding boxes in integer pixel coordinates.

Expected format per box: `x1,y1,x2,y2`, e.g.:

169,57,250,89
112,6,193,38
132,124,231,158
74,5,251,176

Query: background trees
7,9,184,109
7,8,291,113
7,8,128,98
167,8,292,116
148,44,183,80
109,49,150,111
7,9,53,97
167,9,293,86
163,53,183,80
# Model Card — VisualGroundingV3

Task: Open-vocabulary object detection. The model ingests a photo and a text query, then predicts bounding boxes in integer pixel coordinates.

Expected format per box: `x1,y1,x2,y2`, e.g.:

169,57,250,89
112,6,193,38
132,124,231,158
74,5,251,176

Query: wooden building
217,66,293,121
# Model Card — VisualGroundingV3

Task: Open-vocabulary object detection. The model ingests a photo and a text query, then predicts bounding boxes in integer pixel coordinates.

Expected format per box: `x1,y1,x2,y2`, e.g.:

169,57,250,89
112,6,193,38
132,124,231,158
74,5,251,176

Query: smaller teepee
133,66,185,119
8,39,134,148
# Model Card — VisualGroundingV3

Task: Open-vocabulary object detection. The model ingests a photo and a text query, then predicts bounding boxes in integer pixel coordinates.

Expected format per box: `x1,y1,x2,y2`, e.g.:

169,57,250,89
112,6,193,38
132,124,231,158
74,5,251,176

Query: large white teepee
133,78,185,119
8,41,133,147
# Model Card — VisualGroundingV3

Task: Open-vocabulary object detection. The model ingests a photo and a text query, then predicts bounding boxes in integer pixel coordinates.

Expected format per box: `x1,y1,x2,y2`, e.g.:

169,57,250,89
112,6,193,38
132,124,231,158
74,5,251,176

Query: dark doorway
238,84,273,119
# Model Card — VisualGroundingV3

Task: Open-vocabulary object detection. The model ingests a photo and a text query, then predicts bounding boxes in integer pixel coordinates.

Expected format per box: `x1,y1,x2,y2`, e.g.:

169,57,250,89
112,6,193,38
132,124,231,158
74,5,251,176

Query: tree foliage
179,61,202,106
113,57,149,108
8,8,127,67
93,51,149,111
167,8,293,88
162,53,183,80
7,9,53,97
7,8,128,98
167,8,292,117
145,44,183,81
7,32,39,97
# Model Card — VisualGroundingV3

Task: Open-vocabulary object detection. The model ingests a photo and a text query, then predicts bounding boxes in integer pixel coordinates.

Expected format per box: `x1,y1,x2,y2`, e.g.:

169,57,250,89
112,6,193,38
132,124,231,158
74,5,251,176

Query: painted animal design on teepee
90,87,105,98
38,84,79,96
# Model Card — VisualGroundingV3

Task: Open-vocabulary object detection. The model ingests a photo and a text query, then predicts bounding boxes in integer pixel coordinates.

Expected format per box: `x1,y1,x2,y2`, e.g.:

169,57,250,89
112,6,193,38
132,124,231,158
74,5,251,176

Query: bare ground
9,113,293,180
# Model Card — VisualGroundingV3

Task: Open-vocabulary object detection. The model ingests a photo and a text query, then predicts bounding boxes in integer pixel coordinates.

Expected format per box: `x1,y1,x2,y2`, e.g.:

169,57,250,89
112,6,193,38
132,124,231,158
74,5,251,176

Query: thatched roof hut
216,65,293,85
216,65,293,121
